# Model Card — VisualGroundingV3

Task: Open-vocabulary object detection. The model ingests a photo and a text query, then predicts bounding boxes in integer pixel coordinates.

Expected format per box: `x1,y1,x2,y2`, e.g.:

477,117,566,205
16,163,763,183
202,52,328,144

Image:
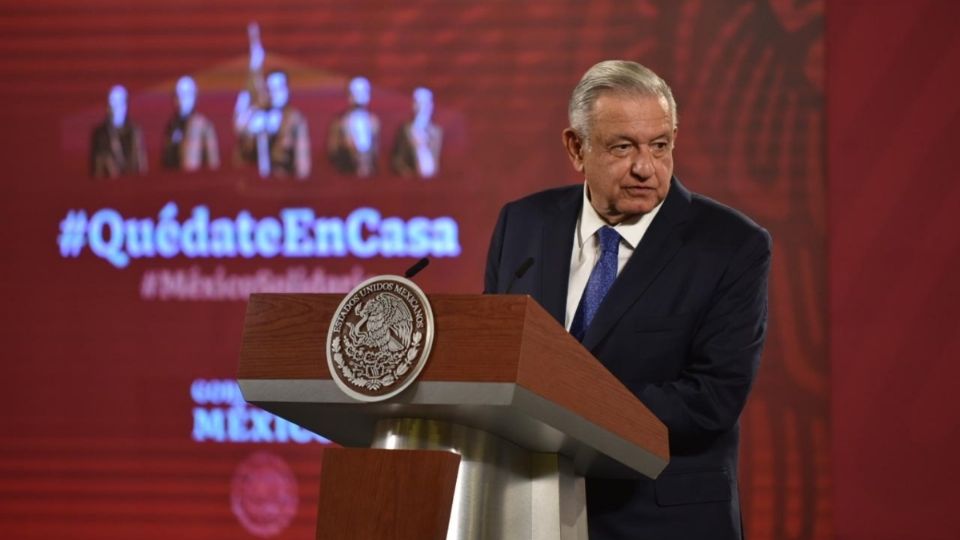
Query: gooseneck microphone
404,257,430,279
505,257,535,293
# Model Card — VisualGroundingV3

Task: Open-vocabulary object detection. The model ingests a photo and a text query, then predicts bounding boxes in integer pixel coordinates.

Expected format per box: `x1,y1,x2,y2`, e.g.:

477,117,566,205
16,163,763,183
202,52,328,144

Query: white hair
568,60,678,138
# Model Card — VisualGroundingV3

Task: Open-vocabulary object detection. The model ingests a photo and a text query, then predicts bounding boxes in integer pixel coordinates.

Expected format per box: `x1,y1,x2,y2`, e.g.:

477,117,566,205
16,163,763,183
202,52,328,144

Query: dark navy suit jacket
484,178,771,539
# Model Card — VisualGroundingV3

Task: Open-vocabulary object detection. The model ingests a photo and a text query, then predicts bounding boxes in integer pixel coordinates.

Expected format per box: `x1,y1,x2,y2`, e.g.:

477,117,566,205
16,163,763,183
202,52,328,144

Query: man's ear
562,128,585,173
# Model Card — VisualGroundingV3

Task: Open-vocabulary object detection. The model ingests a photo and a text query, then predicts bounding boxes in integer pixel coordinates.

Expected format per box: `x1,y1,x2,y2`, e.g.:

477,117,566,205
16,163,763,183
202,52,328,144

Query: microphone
505,257,535,293
404,257,430,279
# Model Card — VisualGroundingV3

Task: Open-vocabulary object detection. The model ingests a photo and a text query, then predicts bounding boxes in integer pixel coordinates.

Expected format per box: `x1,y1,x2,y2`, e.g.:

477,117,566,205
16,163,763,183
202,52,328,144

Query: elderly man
485,60,771,539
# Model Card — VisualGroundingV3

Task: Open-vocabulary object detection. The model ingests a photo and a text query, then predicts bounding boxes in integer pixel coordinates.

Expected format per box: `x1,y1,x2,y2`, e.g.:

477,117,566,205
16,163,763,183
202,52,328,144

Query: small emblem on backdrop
230,451,298,538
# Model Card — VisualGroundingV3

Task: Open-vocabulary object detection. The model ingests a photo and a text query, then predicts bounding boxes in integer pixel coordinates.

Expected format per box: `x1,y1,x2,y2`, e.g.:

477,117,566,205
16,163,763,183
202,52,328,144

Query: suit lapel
581,178,693,351
539,188,581,325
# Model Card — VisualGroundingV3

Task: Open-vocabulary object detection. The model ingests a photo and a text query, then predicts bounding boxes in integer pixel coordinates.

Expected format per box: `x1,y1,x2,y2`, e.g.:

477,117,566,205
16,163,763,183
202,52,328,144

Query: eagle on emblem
346,292,414,353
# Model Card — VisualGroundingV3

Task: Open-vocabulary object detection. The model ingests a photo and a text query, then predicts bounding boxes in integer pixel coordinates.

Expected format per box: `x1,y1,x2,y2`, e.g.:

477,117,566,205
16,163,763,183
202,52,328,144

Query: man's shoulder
91,121,109,139
503,184,581,215
685,189,771,247
283,107,306,122
187,113,214,128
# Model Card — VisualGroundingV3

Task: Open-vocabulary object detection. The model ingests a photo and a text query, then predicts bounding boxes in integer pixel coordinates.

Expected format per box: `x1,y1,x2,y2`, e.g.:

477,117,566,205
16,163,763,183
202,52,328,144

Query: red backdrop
828,1,960,539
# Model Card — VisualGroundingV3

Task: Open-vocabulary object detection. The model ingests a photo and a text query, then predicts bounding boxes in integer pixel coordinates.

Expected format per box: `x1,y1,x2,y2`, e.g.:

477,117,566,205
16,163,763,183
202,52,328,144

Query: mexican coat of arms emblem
325,275,435,401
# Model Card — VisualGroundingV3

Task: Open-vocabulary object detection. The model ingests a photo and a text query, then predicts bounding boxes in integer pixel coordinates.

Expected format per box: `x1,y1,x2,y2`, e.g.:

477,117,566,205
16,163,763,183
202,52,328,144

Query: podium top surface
238,293,669,479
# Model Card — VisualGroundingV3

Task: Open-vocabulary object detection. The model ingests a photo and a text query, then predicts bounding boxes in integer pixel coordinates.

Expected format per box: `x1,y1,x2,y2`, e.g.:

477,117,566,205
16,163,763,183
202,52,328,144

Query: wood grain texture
239,293,339,379
315,448,459,540
239,293,528,382
239,293,667,461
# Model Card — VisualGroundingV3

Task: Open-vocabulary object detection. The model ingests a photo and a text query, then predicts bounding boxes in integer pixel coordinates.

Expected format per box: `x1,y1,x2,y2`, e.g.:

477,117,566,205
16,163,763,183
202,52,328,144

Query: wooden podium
238,293,668,540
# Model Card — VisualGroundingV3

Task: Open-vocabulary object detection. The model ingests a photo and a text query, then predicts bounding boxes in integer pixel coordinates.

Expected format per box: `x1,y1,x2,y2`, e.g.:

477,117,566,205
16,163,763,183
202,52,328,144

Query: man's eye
650,142,670,155
610,144,631,153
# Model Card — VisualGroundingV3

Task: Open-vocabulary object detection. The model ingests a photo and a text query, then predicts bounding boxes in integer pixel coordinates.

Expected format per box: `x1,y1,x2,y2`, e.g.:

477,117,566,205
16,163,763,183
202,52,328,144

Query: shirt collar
577,182,665,249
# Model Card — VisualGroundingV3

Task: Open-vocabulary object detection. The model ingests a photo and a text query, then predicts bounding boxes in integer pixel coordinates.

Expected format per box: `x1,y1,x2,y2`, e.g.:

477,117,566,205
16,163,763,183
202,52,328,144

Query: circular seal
326,274,435,402
230,451,298,538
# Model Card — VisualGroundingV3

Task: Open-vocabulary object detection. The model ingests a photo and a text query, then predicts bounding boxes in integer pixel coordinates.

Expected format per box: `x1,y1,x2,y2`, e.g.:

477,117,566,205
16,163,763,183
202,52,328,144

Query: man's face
563,92,676,224
267,73,289,109
413,88,433,121
108,85,127,127
176,76,197,116
349,77,371,107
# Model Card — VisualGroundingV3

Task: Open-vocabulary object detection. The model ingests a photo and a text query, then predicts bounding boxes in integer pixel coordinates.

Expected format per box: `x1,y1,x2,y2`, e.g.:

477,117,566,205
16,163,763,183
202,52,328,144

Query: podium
238,293,668,540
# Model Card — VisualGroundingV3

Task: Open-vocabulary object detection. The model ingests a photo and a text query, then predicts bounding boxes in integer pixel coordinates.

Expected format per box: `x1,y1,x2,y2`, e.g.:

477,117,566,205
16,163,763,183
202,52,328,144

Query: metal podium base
371,418,587,540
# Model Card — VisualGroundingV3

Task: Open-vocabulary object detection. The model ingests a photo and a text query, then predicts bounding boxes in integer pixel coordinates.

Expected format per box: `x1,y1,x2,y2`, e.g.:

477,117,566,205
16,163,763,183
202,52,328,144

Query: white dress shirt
564,183,664,330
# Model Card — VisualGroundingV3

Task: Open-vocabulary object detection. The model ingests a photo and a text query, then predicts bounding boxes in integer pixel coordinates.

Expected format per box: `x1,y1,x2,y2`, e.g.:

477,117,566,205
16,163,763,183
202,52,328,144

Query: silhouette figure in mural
90,84,147,178
161,76,220,172
391,87,442,179
328,76,380,177
233,23,310,179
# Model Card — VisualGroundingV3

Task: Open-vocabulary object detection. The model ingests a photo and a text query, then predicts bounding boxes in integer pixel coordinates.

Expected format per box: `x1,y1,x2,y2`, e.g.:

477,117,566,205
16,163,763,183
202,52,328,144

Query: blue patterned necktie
570,226,620,341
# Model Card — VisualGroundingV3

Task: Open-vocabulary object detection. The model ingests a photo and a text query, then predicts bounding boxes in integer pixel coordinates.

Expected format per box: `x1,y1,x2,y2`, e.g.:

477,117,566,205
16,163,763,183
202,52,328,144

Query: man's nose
631,151,655,179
